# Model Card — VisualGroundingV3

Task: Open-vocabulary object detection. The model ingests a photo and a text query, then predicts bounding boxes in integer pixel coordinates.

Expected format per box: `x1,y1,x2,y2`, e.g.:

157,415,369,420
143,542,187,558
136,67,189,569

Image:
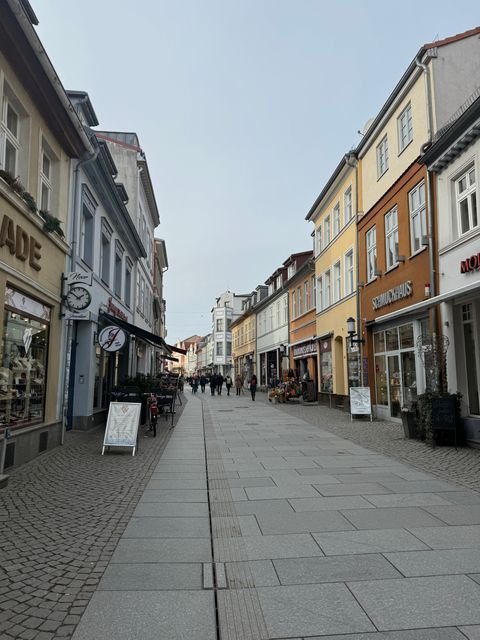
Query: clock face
66,286,92,311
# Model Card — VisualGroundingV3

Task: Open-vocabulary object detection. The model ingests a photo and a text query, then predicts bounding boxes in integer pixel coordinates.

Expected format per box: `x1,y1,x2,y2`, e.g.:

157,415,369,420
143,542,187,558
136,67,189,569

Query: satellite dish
359,117,374,136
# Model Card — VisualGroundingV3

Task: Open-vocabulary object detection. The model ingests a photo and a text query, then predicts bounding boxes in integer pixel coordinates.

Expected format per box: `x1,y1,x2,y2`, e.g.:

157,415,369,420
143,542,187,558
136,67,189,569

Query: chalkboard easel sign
102,402,141,456
431,396,458,448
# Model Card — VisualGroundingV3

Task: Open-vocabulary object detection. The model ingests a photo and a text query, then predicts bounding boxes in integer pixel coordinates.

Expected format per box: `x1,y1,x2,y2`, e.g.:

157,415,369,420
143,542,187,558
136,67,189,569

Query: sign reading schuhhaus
372,281,413,310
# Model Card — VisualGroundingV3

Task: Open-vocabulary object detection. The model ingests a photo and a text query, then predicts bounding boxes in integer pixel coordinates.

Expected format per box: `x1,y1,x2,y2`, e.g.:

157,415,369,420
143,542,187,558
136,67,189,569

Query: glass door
463,304,480,415
388,354,401,417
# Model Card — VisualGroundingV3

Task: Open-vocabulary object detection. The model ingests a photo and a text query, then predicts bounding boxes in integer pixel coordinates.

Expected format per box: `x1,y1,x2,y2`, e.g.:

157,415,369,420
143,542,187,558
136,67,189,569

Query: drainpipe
60,145,99,444
415,54,436,303
345,152,362,386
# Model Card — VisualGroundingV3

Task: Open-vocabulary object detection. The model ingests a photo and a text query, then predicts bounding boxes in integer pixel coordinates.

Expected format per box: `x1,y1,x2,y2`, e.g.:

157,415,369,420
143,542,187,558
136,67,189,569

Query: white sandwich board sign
102,402,141,456
349,387,373,421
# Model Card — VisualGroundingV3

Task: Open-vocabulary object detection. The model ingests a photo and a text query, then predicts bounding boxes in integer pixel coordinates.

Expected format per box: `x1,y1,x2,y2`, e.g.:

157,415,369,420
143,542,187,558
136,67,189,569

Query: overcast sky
34,1,479,342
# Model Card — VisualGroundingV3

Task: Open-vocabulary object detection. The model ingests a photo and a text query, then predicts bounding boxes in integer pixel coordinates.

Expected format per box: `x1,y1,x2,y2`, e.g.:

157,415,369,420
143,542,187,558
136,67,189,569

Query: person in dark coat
200,375,207,393
249,374,258,401
216,374,224,395
210,375,217,396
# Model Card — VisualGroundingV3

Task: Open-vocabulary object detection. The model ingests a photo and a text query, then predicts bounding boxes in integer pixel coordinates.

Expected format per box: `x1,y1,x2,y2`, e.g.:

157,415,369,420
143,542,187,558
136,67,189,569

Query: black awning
100,311,171,352
160,354,179,362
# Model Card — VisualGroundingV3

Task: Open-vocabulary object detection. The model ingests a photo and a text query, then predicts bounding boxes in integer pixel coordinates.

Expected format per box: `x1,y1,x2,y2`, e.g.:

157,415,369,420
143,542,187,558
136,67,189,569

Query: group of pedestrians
186,372,258,401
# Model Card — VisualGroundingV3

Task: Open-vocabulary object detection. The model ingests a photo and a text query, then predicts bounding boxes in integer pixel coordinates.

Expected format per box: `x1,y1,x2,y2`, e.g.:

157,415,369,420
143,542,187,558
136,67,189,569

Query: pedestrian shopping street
2,391,480,639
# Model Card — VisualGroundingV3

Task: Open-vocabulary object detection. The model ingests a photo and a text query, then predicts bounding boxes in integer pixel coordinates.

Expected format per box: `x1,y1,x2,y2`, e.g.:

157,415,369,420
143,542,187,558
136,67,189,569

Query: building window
125,260,132,308
397,103,413,152
385,206,399,269
304,280,309,312
100,233,111,284
455,166,477,236
276,275,282,289
409,181,427,254
287,262,296,279
216,342,223,356
140,278,145,314
333,261,341,302
216,318,224,332
268,283,274,296
315,226,322,256
1,97,20,175
345,249,354,295
317,276,323,312
80,204,94,267
292,291,296,319
324,269,331,309
114,241,124,298
40,150,52,211
344,186,353,222
376,135,389,178
333,203,341,237
226,342,232,356
366,226,377,282
311,275,316,309
1,289,50,430
324,216,331,246
296,286,302,316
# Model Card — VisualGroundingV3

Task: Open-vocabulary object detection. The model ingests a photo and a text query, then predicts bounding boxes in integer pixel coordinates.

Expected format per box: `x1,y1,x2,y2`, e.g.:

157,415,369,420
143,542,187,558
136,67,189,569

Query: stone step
0,474,8,489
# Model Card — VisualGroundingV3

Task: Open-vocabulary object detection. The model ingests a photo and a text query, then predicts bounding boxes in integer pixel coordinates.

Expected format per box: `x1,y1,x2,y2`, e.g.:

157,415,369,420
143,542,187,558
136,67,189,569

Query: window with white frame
304,280,309,312
283,295,288,323
385,206,399,269
333,261,341,302
333,203,341,236
296,286,302,316
80,194,95,268
216,318,224,332
125,259,132,308
276,275,282,289
100,221,112,284
455,166,477,236
268,282,274,296
376,135,389,178
324,269,331,309
40,150,52,211
216,342,223,356
136,273,141,310
114,241,124,298
311,275,316,309
409,181,427,253
292,291,296,318
1,97,20,176
315,226,323,256
276,300,281,326
317,276,323,311
140,277,145,314
345,249,354,295
397,103,413,152
344,186,353,222
324,216,331,246
366,226,377,282
287,262,296,279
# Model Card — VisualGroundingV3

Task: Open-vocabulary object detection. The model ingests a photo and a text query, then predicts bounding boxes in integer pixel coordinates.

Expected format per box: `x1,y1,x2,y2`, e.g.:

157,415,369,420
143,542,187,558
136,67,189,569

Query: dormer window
287,262,296,279
268,283,274,296
276,275,282,289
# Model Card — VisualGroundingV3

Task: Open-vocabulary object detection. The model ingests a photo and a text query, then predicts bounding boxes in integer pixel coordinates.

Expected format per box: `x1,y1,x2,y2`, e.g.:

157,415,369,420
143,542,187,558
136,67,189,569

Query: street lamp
346,317,364,348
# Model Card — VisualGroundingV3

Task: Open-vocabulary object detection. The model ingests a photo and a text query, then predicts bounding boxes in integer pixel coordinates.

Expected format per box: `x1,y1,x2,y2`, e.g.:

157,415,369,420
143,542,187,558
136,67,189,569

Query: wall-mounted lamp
346,317,365,348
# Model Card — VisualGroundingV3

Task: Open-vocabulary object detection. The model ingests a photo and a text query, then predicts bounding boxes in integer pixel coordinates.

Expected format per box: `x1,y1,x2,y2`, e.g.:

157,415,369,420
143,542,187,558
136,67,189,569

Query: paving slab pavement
3,389,480,639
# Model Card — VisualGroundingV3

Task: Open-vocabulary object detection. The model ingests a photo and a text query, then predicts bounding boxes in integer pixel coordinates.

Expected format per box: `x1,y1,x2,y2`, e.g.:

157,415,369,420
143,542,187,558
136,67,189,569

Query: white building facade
212,291,249,376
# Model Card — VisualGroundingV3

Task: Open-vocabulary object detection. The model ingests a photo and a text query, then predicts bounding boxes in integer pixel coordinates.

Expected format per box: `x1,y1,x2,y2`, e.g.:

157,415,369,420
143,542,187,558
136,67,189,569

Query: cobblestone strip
273,398,480,493
0,402,185,640
202,401,269,640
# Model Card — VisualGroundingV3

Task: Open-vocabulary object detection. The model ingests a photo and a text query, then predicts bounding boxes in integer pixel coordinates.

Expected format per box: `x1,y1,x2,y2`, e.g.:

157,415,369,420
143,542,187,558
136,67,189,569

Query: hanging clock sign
99,326,126,352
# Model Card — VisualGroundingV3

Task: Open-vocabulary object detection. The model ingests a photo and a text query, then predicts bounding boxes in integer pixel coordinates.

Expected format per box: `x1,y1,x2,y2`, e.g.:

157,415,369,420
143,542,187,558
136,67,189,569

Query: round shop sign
98,326,126,352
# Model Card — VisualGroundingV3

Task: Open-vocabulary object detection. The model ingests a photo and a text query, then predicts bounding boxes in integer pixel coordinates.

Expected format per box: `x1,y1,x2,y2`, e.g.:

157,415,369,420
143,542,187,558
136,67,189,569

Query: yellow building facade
0,1,91,471
307,158,361,404
232,308,256,383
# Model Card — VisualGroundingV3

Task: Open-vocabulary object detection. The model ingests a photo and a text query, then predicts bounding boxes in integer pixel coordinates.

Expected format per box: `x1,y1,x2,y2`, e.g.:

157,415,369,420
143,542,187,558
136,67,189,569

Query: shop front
291,339,317,382
319,337,333,396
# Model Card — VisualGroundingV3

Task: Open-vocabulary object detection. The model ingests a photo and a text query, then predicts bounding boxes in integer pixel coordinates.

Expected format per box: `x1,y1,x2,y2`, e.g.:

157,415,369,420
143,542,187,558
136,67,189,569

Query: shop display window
1,310,49,428
320,339,333,393
375,354,388,406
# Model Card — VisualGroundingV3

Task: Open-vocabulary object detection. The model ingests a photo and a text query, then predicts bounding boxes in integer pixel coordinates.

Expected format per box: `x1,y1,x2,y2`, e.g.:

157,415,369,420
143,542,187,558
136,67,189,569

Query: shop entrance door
387,354,401,418
462,304,480,415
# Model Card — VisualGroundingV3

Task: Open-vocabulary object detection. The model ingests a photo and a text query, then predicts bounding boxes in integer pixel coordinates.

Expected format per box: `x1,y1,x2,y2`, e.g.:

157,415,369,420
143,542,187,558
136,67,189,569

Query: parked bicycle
147,392,159,437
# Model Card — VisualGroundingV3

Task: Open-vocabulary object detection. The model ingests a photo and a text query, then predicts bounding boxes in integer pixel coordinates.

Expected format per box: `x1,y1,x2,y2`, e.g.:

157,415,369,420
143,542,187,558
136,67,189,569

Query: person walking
235,374,243,396
216,374,224,395
200,375,207,393
225,374,233,396
249,374,258,401
210,374,217,396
